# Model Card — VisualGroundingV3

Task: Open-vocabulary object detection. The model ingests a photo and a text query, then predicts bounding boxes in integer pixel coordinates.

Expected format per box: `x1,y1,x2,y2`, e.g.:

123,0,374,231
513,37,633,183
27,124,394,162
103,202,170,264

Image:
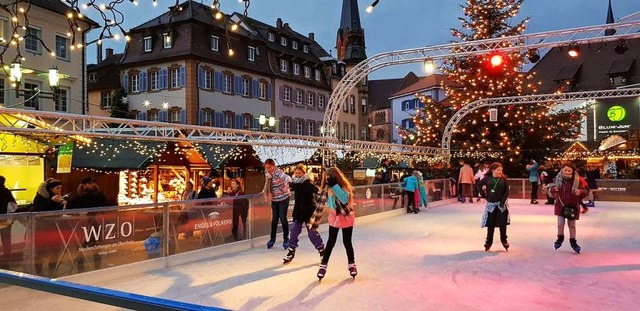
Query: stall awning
362,157,379,169
52,139,161,169
554,64,582,81
197,145,235,168
607,58,635,76
197,144,262,168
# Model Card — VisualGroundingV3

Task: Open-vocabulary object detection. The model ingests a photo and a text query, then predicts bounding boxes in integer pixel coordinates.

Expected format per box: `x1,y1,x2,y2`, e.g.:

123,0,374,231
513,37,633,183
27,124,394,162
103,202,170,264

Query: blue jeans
270,198,290,242
288,221,324,250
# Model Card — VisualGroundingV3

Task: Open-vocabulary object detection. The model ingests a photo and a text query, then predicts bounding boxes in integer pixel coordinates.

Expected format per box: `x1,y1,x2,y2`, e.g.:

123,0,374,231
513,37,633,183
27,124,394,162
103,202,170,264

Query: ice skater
317,167,357,280
413,171,428,210
548,162,588,254
282,164,325,263
263,159,292,249
478,162,510,252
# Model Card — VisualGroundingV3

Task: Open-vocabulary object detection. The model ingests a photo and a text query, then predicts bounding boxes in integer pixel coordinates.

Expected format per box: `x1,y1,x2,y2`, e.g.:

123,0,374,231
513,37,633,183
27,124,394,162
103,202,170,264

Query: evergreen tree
109,89,130,119
401,0,585,174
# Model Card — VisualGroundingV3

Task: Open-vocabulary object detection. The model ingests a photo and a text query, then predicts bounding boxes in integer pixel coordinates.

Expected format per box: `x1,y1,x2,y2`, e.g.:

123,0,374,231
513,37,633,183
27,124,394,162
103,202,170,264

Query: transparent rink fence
0,180,454,279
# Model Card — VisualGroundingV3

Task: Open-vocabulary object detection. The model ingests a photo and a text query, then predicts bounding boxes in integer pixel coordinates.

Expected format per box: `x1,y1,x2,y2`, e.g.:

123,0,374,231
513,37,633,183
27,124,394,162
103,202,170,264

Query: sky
84,0,640,80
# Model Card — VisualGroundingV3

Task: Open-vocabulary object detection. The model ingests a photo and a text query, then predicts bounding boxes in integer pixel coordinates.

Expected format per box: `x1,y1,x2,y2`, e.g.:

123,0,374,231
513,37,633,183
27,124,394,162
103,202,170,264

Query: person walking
0,175,17,268
282,164,325,263
526,159,540,204
458,161,475,203
227,179,248,241
548,162,588,254
317,167,357,280
263,159,292,249
478,163,510,252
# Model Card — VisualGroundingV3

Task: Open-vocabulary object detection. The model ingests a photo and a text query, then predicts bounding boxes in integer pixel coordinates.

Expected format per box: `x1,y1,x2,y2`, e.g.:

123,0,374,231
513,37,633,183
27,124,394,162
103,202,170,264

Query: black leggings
322,226,354,265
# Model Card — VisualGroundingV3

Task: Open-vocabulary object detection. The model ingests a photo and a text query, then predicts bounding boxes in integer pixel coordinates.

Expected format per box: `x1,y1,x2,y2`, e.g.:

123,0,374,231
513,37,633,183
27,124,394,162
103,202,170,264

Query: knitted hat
46,179,62,191
202,177,212,187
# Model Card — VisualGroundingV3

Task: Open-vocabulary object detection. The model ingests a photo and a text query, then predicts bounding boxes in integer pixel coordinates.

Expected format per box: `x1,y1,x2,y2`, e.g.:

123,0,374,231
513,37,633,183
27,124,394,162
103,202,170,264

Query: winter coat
265,169,292,202
527,161,539,182
585,169,600,189
197,188,217,199
550,175,588,220
32,183,64,212
0,185,16,214
67,185,108,209
478,175,509,206
327,184,354,229
458,164,475,184
402,175,419,192
289,177,319,223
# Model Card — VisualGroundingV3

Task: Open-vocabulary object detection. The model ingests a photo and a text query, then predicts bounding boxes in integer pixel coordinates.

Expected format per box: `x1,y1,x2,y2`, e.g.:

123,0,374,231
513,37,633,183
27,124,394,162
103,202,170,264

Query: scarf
555,170,580,190
292,174,309,184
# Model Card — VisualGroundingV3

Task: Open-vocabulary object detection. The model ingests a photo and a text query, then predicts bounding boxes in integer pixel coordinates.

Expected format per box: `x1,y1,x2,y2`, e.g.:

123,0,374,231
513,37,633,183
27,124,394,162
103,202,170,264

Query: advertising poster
595,98,640,141
56,142,74,173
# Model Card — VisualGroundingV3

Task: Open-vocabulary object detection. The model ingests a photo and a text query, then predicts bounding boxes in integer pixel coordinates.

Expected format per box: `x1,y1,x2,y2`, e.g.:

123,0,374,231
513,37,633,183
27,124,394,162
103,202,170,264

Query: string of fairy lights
0,0,251,75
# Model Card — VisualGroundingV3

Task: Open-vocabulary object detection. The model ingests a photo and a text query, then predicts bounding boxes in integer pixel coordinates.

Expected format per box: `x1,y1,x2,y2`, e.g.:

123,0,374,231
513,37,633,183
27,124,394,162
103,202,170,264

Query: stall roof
197,144,262,168
52,139,162,169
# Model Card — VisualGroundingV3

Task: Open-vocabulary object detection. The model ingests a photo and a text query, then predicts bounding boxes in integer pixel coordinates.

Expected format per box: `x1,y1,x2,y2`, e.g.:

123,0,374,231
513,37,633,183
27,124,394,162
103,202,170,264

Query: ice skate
317,263,327,280
570,238,581,254
348,263,358,278
282,239,289,249
484,239,492,251
554,235,564,250
266,240,275,249
501,238,509,251
317,246,325,258
282,248,295,263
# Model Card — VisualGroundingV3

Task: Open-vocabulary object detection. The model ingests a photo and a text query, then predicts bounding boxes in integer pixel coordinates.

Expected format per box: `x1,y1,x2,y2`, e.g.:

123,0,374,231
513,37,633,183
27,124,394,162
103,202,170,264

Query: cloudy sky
86,0,639,79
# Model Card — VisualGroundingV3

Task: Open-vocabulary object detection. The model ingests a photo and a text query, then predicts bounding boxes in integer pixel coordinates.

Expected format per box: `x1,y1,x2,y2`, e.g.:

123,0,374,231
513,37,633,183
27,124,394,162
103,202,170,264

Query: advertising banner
595,98,640,141
56,142,74,173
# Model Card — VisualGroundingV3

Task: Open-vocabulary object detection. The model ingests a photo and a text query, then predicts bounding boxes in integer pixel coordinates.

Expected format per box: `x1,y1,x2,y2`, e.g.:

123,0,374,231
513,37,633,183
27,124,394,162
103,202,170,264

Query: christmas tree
400,0,585,173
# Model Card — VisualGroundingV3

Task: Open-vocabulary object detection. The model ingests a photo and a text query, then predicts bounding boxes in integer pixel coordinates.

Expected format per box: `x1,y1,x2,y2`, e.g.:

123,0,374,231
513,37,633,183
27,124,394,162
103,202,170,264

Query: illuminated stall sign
595,98,640,141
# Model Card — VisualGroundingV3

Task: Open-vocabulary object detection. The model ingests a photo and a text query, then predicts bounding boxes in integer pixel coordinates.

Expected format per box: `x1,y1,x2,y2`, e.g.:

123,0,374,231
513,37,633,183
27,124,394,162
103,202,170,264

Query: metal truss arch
323,18,640,140
440,88,640,151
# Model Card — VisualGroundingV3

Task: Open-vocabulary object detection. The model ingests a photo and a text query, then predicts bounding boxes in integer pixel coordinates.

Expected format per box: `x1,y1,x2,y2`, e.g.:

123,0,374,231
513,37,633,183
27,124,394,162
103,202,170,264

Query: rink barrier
0,269,227,310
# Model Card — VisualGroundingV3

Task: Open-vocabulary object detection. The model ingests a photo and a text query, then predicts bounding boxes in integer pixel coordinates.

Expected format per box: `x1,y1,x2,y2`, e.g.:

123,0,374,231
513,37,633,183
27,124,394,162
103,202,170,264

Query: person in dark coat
197,177,218,199
584,165,600,207
282,164,325,263
478,162,510,252
32,178,66,277
227,179,247,241
548,162,588,254
0,175,17,267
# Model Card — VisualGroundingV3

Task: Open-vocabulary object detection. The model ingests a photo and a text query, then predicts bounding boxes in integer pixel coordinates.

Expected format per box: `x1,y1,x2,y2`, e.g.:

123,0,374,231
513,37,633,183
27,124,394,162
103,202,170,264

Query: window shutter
141,111,147,121
123,74,129,93
180,66,186,87
180,109,186,124
253,80,259,97
215,112,224,127
234,76,242,95
214,72,223,91
279,118,284,133
279,86,284,100
160,110,168,122
136,111,142,120
198,109,204,125
267,83,272,100
198,67,203,88
140,72,146,92
235,115,243,129
253,118,259,130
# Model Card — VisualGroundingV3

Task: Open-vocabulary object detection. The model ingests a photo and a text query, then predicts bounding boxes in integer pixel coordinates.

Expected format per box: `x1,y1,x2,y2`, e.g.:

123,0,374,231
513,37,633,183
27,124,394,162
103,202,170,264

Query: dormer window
281,37,287,47
303,45,309,53
248,46,256,62
268,32,274,42
280,59,288,73
143,36,152,52
163,33,172,49
292,41,298,50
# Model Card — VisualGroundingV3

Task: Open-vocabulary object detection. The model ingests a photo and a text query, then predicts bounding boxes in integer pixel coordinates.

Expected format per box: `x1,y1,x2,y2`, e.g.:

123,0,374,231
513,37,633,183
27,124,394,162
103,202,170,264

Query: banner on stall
56,142,74,173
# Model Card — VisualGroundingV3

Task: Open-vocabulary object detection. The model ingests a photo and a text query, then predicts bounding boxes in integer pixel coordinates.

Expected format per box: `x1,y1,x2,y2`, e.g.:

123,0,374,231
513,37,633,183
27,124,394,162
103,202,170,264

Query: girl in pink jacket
317,167,357,280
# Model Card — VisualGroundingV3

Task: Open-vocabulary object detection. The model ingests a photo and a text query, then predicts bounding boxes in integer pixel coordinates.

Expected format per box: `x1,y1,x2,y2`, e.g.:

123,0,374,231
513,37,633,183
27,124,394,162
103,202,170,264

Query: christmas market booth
0,133,48,206
197,144,264,194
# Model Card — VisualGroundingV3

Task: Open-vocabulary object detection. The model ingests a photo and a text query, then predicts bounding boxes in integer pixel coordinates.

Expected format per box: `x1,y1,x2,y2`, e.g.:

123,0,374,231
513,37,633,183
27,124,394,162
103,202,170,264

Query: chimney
97,45,102,63
276,18,283,29
106,48,114,58
308,32,315,42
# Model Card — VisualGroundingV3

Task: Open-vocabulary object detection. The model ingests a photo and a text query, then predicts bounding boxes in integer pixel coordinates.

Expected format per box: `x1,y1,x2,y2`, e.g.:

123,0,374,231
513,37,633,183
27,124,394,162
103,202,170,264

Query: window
203,111,212,125
283,119,290,134
150,71,160,90
88,72,97,82
170,110,180,123
304,66,311,79
315,69,321,81
170,68,180,89
100,91,112,109
54,88,68,111
211,36,219,51
343,100,348,112
349,96,356,114
283,87,291,102
267,32,274,42
55,35,69,60
293,63,300,76
361,98,367,114
24,26,42,53
351,124,356,140
361,126,367,140
243,115,252,129
163,33,172,49
131,74,140,93
23,82,40,109
402,101,409,111
296,120,303,135
295,90,303,104
610,76,626,87
318,96,325,108
224,73,232,93
143,36,152,52
280,59,288,73
307,93,314,106
148,111,159,122
303,45,309,53
248,46,256,61
242,78,250,96
259,81,267,99
343,123,348,139
224,114,232,128
292,41,298,50
281,37,287,46
203,69,212,89
307,122,314,136
0,18,7,43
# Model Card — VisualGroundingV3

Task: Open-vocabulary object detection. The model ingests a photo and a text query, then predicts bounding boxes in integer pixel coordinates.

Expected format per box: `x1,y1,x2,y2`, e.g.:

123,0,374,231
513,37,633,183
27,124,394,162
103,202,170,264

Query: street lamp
258,114,276,130
320,126,335,135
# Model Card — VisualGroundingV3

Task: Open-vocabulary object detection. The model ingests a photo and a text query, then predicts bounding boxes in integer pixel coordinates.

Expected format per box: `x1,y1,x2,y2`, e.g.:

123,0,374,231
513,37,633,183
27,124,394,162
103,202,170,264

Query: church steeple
336,0,367,65
605,0,616,36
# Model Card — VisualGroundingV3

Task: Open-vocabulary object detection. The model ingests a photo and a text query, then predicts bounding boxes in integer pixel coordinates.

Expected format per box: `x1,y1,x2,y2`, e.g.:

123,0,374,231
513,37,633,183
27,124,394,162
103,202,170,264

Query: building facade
367,72,420,143
87,47,123,118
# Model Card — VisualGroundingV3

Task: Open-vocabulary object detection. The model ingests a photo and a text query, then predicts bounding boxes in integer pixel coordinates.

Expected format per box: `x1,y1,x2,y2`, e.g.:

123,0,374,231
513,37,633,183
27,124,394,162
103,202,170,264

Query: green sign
607,105,626,122
56,142,74,174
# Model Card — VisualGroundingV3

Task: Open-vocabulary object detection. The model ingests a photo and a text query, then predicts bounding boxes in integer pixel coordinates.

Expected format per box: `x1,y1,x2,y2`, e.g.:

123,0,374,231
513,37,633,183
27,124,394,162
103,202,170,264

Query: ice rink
6,199,640,310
